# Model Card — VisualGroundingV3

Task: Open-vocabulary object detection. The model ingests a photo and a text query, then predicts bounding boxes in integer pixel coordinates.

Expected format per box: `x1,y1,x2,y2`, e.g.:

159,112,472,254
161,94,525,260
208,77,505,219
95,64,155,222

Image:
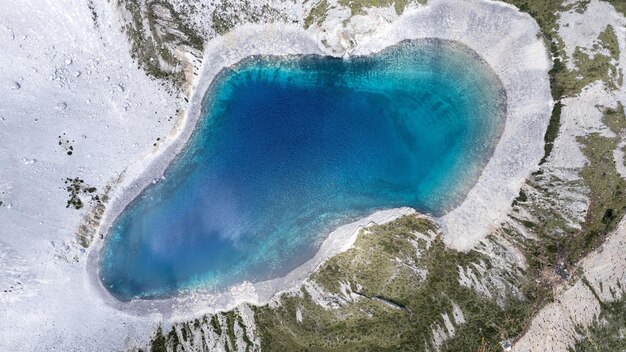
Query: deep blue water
100,39,505,300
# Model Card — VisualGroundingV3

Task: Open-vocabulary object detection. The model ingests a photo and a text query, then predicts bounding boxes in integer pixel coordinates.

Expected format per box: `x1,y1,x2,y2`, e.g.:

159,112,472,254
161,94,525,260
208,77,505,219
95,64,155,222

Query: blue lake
100,39,506,300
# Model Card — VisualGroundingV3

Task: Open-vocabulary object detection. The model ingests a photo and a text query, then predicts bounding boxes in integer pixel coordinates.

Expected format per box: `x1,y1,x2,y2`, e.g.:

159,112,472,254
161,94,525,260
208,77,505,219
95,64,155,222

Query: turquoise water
100,39,506,300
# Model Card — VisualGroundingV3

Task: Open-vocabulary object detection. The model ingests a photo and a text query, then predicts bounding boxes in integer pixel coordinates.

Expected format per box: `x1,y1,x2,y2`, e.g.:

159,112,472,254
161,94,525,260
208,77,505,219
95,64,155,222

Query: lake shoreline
87,0,552,318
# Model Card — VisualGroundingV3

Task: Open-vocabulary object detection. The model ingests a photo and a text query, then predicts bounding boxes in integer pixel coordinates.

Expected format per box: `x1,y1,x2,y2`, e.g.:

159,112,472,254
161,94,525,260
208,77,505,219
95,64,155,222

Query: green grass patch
225,311,238,351
512,104,626,278
304,0,330,29
118,0,205,87
605,0,626,17
338,0,425,16
598,25,619,60
254,215,538,351
149,326,168,352
211,0,287,35
505,0,622,161
572,106,626,263
569,295,626,351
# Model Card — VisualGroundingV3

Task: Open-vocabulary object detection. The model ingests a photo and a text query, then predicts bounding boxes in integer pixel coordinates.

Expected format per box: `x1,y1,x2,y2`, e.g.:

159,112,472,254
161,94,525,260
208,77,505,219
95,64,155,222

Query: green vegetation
338,0,425,16
143,216,542,352
304,0,425,24
152,1,205,50
550,9,621,95
311,216,434,294
119,0,204,87
141,102,626,350
237,315,253,349
147,325,183,352
140,2,626,351
571,41,621,92
225,311,238,351
572,0,590,14
304,0,330,29
500,0,625,266
503,0,621,163
504,104,626,321
150,326,168,352
211,0,287,35
495,2,626,347
540,100,563,164
70,180,110,247
64,177,97,210
573,104,626,262
569,293,626,351
145,309,255,352
598,25,619,60
58,133,75,156
502,0,566,164
210,315,222,335
253,216,537,351
605,0,626,17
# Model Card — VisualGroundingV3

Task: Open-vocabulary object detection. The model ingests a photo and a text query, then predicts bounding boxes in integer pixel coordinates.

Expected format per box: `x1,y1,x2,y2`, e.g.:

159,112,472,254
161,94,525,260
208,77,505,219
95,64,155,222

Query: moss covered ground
304,0,329,29
503,0,622,163
118,0,203,87
253,216,537,351
569,295,626,351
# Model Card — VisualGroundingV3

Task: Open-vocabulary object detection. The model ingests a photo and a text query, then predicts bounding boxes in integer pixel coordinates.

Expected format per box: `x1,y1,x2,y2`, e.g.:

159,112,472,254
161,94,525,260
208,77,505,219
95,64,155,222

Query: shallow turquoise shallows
100,39,506,300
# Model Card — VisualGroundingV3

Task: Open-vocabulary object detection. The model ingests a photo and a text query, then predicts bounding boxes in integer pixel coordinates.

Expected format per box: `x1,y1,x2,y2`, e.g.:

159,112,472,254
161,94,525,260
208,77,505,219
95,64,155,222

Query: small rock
65,59,72,65
9,81,20,90
55,102,67,111
74,71,81,78
115,84,124,92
